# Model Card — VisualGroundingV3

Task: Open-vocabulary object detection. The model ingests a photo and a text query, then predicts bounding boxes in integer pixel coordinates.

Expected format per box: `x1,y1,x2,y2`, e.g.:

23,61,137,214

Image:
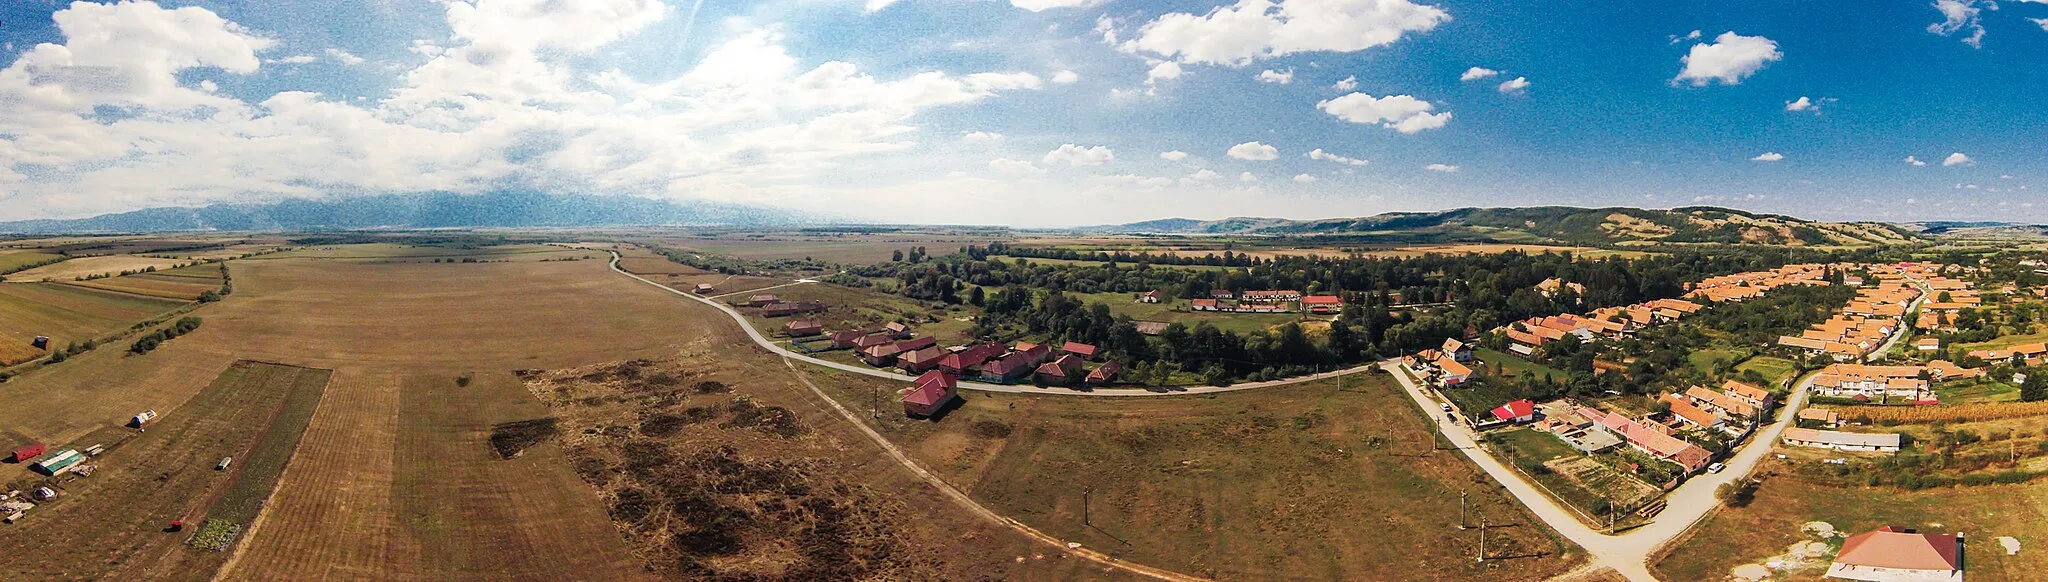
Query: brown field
0,249,62,272
808,370,1584,580
1829,402,2048,423
740,282,977,344
1654,460,2048,581
0,361,329,581
64,274,221,300
6,254,192,282
614,247,707,275
262,242,592,263
649,231,1008,265
0,281,187,352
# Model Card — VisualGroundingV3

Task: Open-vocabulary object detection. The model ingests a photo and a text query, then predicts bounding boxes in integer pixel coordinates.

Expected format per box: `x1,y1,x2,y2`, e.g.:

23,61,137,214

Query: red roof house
939,343,1004,375
978,352,1035,382
1490,399,1536,424
1035,354,1084,385
853,333,895,349
784,319,823,337
897,346,948,373
1826,526,1962,581
895,336,938,353
1302,295,1342,313
829,329,867,349
1013,342,1051,364
1085,361,1123,386
902,371,958,417
1061,341,1098,360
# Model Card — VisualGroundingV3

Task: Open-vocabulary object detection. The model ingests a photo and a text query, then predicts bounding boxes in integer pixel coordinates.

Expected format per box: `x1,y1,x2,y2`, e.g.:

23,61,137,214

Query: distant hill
0,191,816,234
1904,221,2048,239
1082,206,1920,246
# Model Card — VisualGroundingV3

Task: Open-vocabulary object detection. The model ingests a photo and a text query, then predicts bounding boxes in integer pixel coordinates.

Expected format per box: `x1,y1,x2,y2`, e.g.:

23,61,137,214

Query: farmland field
0,361,329,581
1067,290,1314,335
653,231,1009,264
0,249,62,273
5,254,191,281
808,369,1585,580
1734,355,1799,386
738,282,977,344
0,281,188,351
64,272,222,300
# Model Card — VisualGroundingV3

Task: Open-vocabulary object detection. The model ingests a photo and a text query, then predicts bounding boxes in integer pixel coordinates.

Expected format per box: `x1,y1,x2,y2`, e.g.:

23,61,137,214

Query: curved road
607,252,1379,396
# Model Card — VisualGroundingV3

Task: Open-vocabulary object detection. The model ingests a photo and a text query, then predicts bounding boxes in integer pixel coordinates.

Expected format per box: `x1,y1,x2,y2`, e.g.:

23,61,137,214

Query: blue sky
0,0,2043,226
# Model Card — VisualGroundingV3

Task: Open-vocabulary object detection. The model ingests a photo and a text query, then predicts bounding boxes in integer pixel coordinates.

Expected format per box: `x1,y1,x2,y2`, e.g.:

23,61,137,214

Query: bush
968,420,1014,439
1716,477,1761,507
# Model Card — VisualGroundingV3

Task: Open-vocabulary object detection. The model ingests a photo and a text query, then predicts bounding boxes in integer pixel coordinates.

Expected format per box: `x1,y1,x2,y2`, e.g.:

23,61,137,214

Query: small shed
693,283,715,294
31,336,50,350
10,442,46,463
131,409,159,427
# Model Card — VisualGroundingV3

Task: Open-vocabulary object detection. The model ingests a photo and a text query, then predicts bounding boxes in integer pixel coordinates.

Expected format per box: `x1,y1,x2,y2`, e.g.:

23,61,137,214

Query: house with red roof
1140,290,1165,303
1035,354,1084,385
938,343,1004,375
1490,399,1536,424
1192,298,1221,311
828,329,867,349
1013,342,1051,365
1825,526,1962,582
1662,393,1722,431
852,333,894,350
1600,412,1713,474
1085,361,1122,386
1061,341,1098,360
1302,294,1342,314
860,343,905,366
902,371,958,418
897,346,947,373
978,351,1035,383
784,319,822,337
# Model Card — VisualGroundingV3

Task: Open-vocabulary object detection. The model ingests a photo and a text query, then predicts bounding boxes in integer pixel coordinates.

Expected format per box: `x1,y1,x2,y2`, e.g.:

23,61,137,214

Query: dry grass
1830,402,2048,423
64,274,220,300
0,281,187,355
6,254,192,281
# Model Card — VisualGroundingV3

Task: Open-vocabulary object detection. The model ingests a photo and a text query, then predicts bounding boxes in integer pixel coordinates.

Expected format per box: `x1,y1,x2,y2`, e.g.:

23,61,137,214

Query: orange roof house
1825,526,1962,582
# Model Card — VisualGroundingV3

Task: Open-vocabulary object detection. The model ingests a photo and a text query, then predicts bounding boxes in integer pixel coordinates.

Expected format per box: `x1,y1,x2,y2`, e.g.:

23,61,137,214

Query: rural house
828,329,867,349
938,343,1005,375
694,283,715,294
901,371,958,418
784,319,822,337
884,321,912,339
1824,526,1962,582
1489,399,1536,424
1085,361,1122,386
1302,294,1342,314
1600,412,1713,473
1781,428,1902,452
1140,290,1164,303
1035,354,1084,385
1441,338,1473,362
897,346,947,373
1661,393,1723,431
978,352,1035,383
1191,298,1221,312
853,333,895,350
1061,341,1098,360
1013,342,1051,364
740,294,780,307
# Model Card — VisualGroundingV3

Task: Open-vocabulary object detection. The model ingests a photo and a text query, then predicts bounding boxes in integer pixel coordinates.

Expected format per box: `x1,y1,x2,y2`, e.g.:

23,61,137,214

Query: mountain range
1081,206,1924,246
0,191,815,234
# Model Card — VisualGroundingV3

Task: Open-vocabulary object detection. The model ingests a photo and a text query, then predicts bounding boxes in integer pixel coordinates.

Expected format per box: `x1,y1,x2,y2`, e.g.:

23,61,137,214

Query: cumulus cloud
1332,75,1358,90
272,54,317,64
1316,93,1451,133
1785,96,1814,111
1180,168,1222,185
1011,0,1110,11
1928,0,1987,48
989,158,1042,175
1459,66,1497,81
2033,18,2048,32
1227,141,1280,160
1160,150,1189,161
1307,148,1368,166
1122,0,1451,66
1293,173,1317,182
1257,68,1294,84
324,48,366,65
1944,152,1973,167
1051,69,1080,84
0,1,1050,220
1044,144,1115,166
962,131,1003,142
1752,152,1784,162
1240,171,1257,182
1674,32,1781,86
1424,163,1458,172
1146,60,1183,84
1905,156,1927,166
1497,76,1529,94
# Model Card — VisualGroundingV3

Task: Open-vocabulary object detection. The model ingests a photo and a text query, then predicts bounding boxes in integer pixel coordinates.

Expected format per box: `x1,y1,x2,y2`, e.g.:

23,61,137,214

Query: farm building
131,409,159,427
11,442,46,463
1035,354,1084,385
978,352,1035,383
902,371,958,418
784,319,823,337
30,449,85,476
694,283,715,294
761,302,827,317
1302,295,1342,313
1782,428,1902,452
1085,361,1122,386
740,294,780,307
938,343,1005,376
884,321,912,338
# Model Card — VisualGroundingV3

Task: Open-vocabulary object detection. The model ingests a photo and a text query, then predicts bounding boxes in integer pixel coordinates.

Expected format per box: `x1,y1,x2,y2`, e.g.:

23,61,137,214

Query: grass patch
199,363,331,530
1472,347,1568,382
1734,356,1798,385
1687,347,1741,376
1935,377,2020,404
1067,290,1315,335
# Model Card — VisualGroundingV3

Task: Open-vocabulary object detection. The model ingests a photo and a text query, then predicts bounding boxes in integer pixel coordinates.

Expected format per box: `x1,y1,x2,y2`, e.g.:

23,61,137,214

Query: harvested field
5,254,191,281
0,339,40,366
0,361,330,581
744,282,976,343
1831,401,2048,423
0,249,62,273
65,275,220,300
0,281,187,351
266,242,590,263
812,370,1583,580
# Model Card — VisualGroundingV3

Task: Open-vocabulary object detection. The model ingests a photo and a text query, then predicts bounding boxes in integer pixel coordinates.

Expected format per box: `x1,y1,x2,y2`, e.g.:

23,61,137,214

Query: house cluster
738,293,829,318
1187,288,1343,314
1913,271,1980,333
1497,298,1702,357
1781,428,1904,453
1684,263,1830,303
1660,380,1773,435
1808,363,1977,404
1966,342,2048,366
1534,277,1585,299
1401,338,1475,388
1777,272,1921,362
1575,405,1715,474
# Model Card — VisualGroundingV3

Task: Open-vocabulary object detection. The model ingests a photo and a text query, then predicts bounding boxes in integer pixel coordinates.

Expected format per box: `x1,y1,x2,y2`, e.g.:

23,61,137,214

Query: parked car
1440,403,1453,412
1707,462,1726,473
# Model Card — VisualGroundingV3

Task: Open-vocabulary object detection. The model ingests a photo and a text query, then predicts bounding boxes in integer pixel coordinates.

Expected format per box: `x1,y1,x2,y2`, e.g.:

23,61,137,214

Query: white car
1706,462,1725,474
1440,403,1453,412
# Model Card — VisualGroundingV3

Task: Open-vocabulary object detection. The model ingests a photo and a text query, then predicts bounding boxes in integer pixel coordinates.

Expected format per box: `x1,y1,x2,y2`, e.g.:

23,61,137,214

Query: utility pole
1606,493,1615,534
1476,515,1487,563
1459,490,1469,530
1082,487,1093,526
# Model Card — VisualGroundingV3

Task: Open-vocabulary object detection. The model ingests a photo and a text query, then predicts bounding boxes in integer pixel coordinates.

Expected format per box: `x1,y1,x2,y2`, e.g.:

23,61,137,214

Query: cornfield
1832,401,2048,423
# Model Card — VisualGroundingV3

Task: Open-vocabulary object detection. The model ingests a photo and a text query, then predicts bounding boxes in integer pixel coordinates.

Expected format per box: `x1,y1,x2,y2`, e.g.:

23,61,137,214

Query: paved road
608,252,1380,397
1383,363,1818,582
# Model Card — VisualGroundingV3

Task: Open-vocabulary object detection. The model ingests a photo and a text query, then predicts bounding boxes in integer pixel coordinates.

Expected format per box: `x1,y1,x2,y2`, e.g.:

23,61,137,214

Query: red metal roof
1061,341,1097,356
1490,399,1535,422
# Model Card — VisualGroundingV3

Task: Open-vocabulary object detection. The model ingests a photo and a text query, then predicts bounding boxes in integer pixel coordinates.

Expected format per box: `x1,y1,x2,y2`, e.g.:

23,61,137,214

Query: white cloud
1316,93,1451,133
1160,150,1189,161
1332,75,1358,90
1011,0,1110,11
1669,29,1702,44
1497,76,1529,94
1293,173,1317,182
1044,144,1115,166
1239,171,1257,182
865,0,904,12
1256,68,1294,84
1307,148,1368,166
2033,18,2048,32
1905,156,1928,166
1459,66,1497,81
1424,163,1458,172
1181,168,1222,185
1674,32,1781,86
1751,152,1784,162
1123,0,1451,66
1785,96,1814,111
1943,152,1973,167
272,54,317,64
1051,69,1080,84
1227,141,1280,160
989,158,1043,175
324,48,366,66
1146,60,1183,83
961,131,1003,142
1928,0,1987,48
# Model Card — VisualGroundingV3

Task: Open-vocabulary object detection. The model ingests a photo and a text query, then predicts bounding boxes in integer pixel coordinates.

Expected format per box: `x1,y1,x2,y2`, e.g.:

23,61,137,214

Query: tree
2023,371,2048,402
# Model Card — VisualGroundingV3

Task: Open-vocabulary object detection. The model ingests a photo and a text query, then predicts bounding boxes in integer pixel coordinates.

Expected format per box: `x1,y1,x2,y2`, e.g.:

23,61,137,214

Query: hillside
0,191,815,234
1084,206,1920,246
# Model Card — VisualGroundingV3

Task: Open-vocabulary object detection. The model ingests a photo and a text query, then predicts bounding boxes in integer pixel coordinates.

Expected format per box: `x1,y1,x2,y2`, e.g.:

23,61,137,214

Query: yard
1733,355,1799,386
1488,428,1658,529
1066,290,1313,335
1686,347,1743,376
1935,376,2020,403
1473,347,1569,382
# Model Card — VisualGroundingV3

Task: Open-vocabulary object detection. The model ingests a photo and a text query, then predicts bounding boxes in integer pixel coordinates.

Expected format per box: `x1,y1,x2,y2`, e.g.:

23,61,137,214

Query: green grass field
1066,291,1312,335
1687,347,1742,376
1935,377,2020,403
0,250,62,273
1957,325,2048,351
1734,356,1798,385
1473,347,1568,381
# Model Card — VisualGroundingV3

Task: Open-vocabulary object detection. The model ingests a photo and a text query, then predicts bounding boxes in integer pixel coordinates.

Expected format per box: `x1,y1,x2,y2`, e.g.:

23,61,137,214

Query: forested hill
0,191,813,234
1082,206,1920,246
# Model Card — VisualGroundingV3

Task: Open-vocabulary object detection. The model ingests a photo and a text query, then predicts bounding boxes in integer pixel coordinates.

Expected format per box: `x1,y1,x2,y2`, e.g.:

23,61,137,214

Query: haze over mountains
0,192,814,235
1083,207,1924,246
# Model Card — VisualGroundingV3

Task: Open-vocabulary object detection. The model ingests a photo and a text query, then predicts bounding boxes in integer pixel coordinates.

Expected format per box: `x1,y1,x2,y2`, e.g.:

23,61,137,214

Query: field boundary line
777,358,1206,582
